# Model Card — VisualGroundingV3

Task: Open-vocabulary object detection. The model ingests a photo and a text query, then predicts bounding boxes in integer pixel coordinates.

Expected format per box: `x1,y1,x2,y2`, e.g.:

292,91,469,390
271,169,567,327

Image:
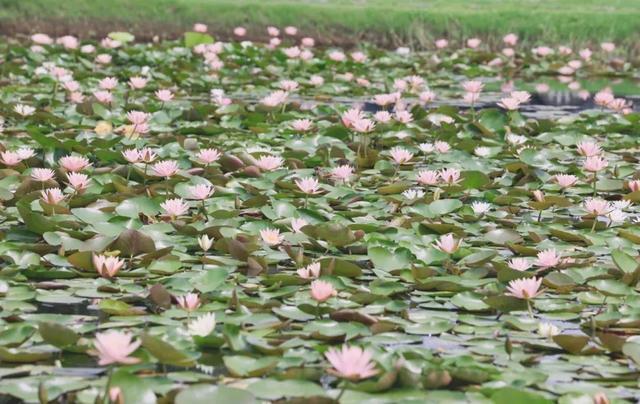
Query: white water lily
538,322,560,338
188,313,216,337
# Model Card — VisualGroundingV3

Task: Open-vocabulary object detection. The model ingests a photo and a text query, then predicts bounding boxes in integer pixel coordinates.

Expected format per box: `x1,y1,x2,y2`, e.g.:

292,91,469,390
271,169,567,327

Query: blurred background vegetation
1,0,639,51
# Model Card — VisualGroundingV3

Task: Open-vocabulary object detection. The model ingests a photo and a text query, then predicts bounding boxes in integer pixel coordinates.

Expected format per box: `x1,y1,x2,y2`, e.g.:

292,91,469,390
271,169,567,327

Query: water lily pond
0,30,640,403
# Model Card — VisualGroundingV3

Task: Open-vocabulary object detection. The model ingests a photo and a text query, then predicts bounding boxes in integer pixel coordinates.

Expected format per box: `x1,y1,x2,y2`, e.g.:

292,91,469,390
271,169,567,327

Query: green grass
2,0,640,49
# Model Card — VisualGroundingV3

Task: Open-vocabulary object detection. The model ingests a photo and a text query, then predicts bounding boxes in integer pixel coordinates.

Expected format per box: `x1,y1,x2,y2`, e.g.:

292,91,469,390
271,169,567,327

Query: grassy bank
1,0,639,49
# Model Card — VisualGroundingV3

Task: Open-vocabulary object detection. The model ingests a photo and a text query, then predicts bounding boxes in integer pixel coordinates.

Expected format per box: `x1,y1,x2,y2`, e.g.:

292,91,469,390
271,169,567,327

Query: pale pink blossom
155,89,174,102
256,155,284,171
94,331,141,366
325,345,378,381
260,228,284,246
31,168,55,182
284,26,297,36
57,35,78,49
389,147,413,164
576,141,601,157
260,90,288,107
498,97,521,111
374,111,392,123
122,149,141,163
506,277,543,299
395,110,413,124
434,141,451,153
435,39,448,49
419,90,436,103
328,51,346,62
535,249,560,268
126,111,150,125
416,170,439,186
279,80,299,91
176,293,201,311
234,27,247,37
502,48,515,57
295,177,320,194
434,233,461,254
93,254,124,278
151,160,179,178
99,77,118,90
503,33,518,46
331,165,354,182
555,174,578,188
533,46,553,57
301,37,315,47
298,262,321,279
40,188,65,205
140,148,157,163
128,76,148,89
196,148,221,164
583,198,611,216
31,33,53,45
341,108,365,128
66,172,90,192
95,54,112,65
310,280,337,302
189,184,214,200
583,156,608,172
267,26,280,37
193,23,207,33
59,155,91,172
594,90,614,107
533,190,545,202
439,168,461,185
93,90,112,104
290,119,313,132
16,148,34,160
0,151,22,166
601,42,615,53
467,38,481,48
69,92,84,104
628,180,640,192
579,48,592,61
352,118,376,133
463,92,480,104
161,198,189,218
291,218,308,233
283,46,301,58
351,51,367,63
508,258,532,271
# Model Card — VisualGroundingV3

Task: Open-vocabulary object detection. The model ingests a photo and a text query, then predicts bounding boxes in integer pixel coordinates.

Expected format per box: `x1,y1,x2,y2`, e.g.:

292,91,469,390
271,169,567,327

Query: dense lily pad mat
0,29,638,403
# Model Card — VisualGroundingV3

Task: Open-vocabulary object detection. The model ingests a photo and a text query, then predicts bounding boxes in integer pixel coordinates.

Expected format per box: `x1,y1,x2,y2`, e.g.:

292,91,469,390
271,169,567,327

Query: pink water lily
506,277,543,299
0,150,13,168
260,228,284,246
152,160,179,178
298,262,321,279
176,293,201,311
196,148,221,164
295,177,320,194
325,345,378,381
40,188,65,205
256,155,284,171
59,155,91,172
93,330,141,366
535,249,561,268
161,198,189,218
434,234,461,254
189,184,214,200
31,168,55,182
93,254,124,278
310,280,337,302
